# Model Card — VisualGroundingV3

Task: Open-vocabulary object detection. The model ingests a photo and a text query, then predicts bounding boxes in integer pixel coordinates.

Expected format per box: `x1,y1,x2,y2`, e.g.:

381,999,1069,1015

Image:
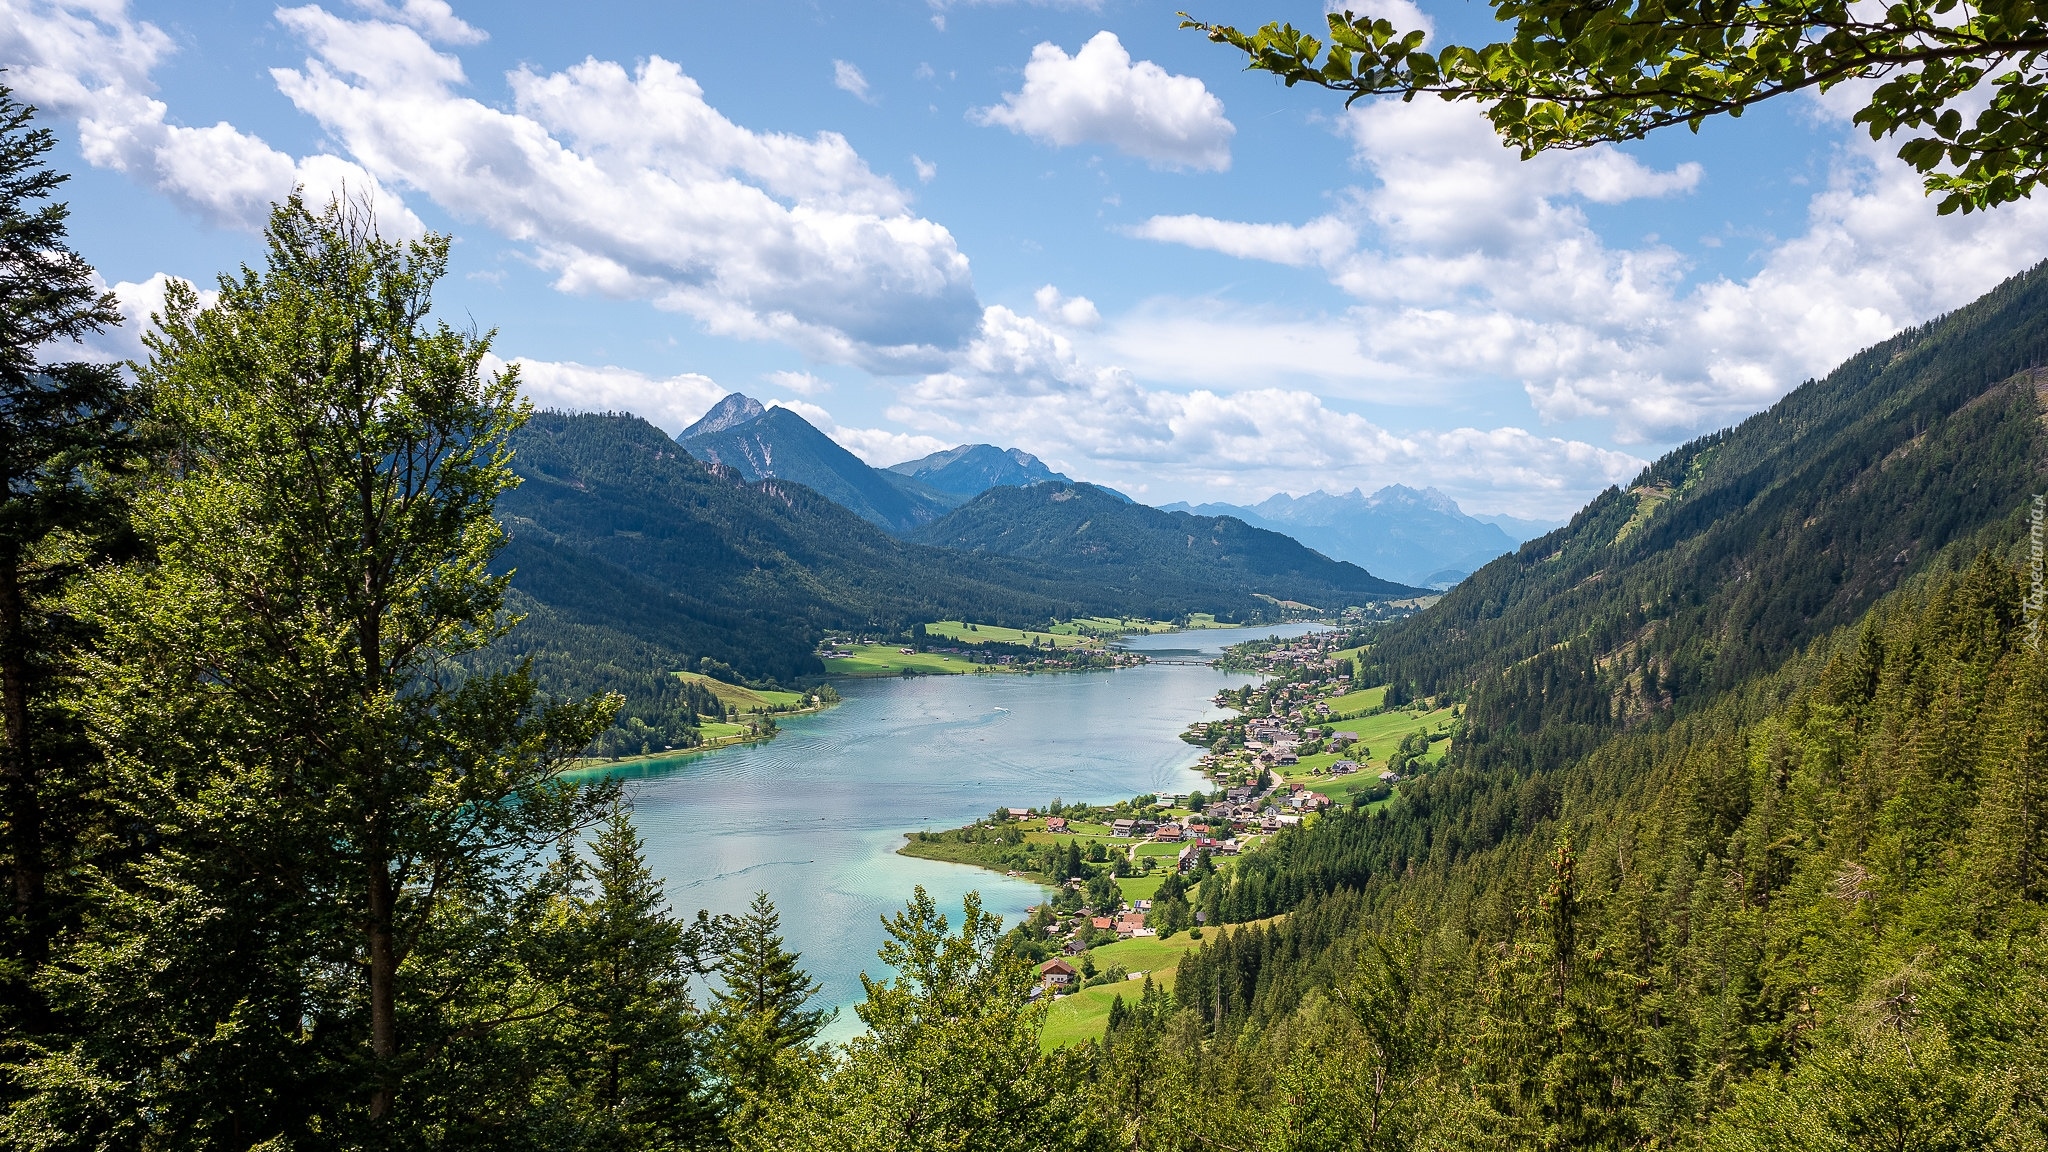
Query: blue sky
9,0,2048,518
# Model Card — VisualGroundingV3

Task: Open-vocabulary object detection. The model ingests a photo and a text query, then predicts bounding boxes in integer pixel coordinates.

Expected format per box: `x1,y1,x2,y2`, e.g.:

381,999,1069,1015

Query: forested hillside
1068,262,2048,1148
911,481,1424,608
1359,262,2048,776
679,403,961,532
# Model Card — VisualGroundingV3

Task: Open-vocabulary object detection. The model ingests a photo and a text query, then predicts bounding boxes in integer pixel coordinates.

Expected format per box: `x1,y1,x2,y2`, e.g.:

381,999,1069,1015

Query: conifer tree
709,891,829,1125
541,804,720,1150
30,195,616,1147
0,87,134,1012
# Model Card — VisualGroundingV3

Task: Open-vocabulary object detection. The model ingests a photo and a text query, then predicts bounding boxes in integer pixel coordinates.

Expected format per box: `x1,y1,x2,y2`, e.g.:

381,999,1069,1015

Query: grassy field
1306,704,1456,764
925,621,1101,649
1315,684,1387,719
1042,969,1177,1048
1116,873,1167,902
820,644,987,676
675,670,810,712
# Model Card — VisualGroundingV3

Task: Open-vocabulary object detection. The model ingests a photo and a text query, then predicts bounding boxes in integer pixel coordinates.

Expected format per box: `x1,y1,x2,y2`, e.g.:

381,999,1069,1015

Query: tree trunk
368,859,397,1120
0,555,45,963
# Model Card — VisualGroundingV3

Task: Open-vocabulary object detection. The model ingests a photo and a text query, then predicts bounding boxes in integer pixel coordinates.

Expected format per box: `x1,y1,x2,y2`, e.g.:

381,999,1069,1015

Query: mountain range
886,443,1070,496
908,481,1421,609
678,400,960,534
1162,486,1561,588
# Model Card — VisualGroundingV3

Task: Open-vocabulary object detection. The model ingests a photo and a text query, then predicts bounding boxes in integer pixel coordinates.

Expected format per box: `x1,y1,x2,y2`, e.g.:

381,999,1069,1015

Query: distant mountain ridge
677,399,959,534
885,443,1069,496
910,481,1425,608
1161,485,1550,588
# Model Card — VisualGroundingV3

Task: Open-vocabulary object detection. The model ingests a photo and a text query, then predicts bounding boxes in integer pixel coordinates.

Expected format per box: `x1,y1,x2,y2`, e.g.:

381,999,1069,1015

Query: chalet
1378,770,1399,783
1134,819,1159,835
1116,912,1148,937
1038,959,1077,989
1274,751,1298,765
1288,781,1305,792
1091,915,1114,932
1329,760,1360,775
1226,786,1255,802
1007,808,1031,819
1045,817,1068,833
1153,823,1183,842
1111,818,1136,837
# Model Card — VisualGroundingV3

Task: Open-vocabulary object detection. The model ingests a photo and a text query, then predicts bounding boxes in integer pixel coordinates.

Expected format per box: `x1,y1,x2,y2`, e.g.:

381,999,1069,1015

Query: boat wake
683,859,814,888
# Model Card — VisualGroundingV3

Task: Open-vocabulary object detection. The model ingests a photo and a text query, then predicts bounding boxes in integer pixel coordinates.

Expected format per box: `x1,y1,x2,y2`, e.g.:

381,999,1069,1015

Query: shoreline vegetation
894,618,1414,1045
585,615,1245,768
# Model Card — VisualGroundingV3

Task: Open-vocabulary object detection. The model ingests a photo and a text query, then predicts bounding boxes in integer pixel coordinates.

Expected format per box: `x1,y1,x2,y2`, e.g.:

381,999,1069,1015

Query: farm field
820,644,986,676
676,670,809,712
1041,970,1177,1049
925,621,1100,648
1314,684,1386,718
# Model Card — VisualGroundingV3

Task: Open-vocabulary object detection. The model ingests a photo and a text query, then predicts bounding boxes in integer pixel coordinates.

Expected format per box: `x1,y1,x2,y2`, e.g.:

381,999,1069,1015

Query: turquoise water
613,623,1323,1039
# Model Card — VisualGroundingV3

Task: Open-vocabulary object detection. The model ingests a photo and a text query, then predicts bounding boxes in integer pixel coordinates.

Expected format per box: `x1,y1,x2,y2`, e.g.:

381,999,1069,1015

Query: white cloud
1132,96,2048,443
974,32,1234,172
267,5,981,370
345,0,484,43
890,305,1640,511
765,369,831,396
495,356,726,434
911,154,937,183
1033,284,1100,328
767,398,950,465
1129,214,1356,268
832,60,873,103
1,0,423,233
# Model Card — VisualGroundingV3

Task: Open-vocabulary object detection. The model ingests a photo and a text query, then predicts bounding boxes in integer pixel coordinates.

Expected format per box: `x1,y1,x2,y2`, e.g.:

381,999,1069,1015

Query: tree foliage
1188,0,2048,212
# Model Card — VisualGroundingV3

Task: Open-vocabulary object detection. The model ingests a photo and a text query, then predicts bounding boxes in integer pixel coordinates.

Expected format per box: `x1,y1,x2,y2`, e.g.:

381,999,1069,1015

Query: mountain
1364,257,2048,762
1468,509,1564,540
677,391,765,439
1161,485,1521,588
677,399,958,533
909,481,1426,608
885,443,1070,498
1137,265,2048,1150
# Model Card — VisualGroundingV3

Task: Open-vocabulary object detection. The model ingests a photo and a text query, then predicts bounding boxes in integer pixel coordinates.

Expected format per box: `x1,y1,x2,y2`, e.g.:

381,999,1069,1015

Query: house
1227,786,1255,802
1045,817,1068,833
1274,751,1298,765
1330,760,1359,775
1215,839,1241,855
1091,915,1114,932
1153,823,1183,842
1007,808,1031,819
1134,819,1159,835
899,647,916,654
1378,771,1399,783
1288,781,1305,793
1038,959,1077,989
1116,912,1148,937
1111,818,1136,837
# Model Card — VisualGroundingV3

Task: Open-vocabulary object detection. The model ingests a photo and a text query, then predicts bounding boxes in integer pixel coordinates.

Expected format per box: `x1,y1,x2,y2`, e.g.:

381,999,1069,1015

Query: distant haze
1161,487,1562,589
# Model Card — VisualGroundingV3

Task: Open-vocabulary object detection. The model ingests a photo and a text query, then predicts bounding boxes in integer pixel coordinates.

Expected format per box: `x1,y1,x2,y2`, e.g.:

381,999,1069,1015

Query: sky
6,0,2048,519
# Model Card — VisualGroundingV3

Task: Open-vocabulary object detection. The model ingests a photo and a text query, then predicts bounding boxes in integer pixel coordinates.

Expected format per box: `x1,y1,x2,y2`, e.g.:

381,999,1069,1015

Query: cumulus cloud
1129,214,1356,267
1033,284,1100,328
832,60,873,103
974,32,1234,172
1,0,423,232
765,369,831,396
767,398,951,465
492,356,727,434
345,0,484,43
262,4,979,370
911,154,937,183
892,305,1640,511
1132,96,2048,443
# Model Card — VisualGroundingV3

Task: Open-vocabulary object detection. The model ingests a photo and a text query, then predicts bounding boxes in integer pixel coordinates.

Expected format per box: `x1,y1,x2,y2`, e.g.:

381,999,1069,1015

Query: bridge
1141,658,1216,667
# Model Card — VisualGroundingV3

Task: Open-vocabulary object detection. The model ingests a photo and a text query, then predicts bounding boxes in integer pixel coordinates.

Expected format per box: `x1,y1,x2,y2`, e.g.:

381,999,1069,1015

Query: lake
612,622,1326,1038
